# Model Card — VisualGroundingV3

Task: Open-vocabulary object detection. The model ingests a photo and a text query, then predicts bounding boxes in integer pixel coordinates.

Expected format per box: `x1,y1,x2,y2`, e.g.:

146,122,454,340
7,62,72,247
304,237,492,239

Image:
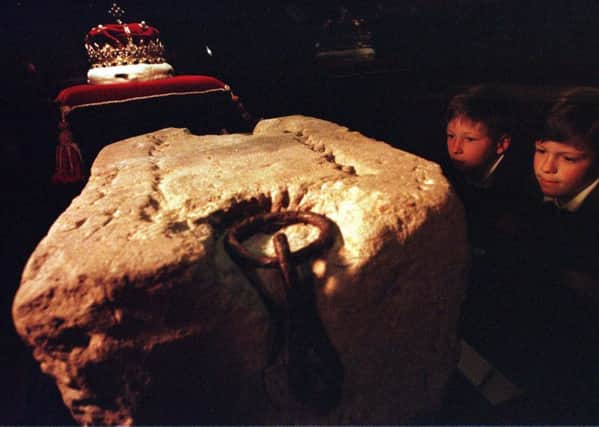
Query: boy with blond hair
442,84,528,290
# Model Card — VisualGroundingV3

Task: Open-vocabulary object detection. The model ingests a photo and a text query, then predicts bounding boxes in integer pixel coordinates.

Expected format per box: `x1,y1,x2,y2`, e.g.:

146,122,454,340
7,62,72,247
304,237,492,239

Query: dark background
2,0,599,424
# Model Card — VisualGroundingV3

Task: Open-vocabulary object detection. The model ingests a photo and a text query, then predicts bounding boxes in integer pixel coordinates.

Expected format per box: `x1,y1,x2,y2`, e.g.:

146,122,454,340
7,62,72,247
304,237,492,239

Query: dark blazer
517,181,599,421
441,152,531,288
530,181,599,291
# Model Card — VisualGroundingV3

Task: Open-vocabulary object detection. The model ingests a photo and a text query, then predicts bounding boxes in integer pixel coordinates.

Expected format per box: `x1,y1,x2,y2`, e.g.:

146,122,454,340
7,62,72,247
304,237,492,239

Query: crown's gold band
85,39,166,68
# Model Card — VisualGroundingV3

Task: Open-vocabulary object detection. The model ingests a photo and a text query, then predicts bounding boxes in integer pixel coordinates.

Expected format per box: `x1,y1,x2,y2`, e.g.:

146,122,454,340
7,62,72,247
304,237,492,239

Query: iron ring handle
224,211,335,268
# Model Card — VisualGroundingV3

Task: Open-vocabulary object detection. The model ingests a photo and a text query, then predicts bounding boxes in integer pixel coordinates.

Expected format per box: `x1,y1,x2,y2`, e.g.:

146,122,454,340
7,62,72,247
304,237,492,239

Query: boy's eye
535,147,546,154
465,137,477,142
564,157,579,162
446,133,454,139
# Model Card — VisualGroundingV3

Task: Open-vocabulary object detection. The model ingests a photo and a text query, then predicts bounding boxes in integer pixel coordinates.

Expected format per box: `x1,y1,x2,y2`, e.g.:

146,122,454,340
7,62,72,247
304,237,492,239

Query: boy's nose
450,138,463,154
541,155,558,173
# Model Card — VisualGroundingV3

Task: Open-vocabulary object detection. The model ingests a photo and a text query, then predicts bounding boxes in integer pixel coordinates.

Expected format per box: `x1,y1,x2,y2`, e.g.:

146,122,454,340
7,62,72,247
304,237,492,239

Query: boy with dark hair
532,87,599,300
514,87,599,422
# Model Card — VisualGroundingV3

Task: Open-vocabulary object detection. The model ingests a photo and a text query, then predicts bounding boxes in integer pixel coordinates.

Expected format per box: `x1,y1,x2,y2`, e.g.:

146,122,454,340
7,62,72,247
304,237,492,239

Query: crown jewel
84,3,166,68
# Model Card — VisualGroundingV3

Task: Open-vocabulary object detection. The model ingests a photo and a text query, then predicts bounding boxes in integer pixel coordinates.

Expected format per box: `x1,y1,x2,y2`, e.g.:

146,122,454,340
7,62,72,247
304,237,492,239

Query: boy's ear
496,134,511,155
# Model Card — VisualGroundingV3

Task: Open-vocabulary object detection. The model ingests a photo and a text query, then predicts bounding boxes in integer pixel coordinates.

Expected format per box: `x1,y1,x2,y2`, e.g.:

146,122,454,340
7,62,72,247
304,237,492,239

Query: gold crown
84,22,167,68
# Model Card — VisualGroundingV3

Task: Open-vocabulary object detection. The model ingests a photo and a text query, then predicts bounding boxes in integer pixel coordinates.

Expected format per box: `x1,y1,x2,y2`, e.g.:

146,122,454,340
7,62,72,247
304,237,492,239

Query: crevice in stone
322,151,357,176
138,135,169,222
165,220,190,236
289,185,308,208
295,136,358,177
270,188,290,212
100,209,117,227
43,326,91,354
139,195,161,222
199,194,273,232
90,191,106,206
187,186,315,235
94,169,119,188
147,135,168,156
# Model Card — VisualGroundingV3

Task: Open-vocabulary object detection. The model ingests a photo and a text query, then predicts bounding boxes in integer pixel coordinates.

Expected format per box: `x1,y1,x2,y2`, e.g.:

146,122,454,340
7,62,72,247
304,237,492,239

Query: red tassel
231,92,259,130
52,121,85,184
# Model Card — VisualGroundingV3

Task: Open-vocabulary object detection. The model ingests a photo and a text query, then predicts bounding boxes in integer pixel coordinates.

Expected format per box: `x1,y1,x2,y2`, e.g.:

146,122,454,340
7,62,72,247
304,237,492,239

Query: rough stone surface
13,115,469,425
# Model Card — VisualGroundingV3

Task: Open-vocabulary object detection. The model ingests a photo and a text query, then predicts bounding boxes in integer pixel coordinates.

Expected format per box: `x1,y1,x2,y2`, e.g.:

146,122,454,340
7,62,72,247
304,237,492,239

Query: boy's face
534,139,598,198
446,115,508,174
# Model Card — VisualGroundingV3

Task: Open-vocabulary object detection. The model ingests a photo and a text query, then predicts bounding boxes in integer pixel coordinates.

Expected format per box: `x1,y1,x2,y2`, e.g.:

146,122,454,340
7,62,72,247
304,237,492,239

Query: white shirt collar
482,154,505,183
543,177,599,212
467,154,504,188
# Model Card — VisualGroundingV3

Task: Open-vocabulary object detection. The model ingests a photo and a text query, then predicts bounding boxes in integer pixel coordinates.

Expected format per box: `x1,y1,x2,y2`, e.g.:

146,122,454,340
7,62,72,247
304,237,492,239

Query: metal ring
224,211,335,268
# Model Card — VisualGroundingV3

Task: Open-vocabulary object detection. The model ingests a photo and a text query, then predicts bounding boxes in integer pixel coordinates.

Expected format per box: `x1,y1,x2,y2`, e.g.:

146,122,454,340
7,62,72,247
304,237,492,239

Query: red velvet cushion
56,75,229,110
52,74,255,184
